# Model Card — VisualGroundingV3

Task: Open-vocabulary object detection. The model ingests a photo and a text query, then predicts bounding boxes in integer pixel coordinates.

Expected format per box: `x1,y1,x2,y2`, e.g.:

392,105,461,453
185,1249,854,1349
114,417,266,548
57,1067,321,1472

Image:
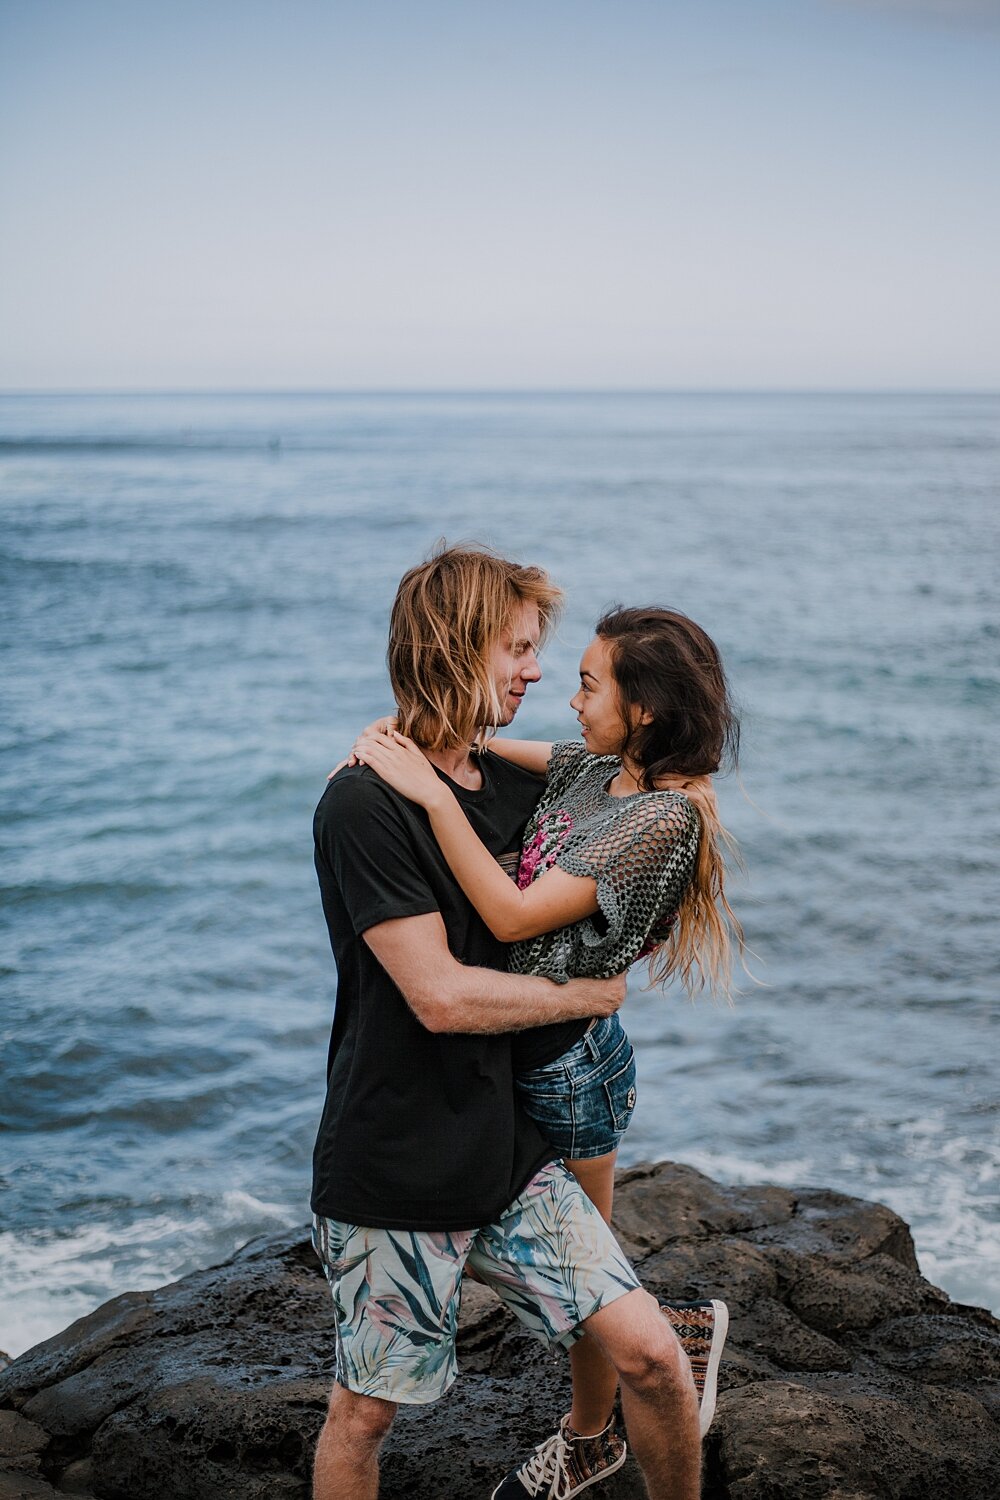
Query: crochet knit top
508,739,700,986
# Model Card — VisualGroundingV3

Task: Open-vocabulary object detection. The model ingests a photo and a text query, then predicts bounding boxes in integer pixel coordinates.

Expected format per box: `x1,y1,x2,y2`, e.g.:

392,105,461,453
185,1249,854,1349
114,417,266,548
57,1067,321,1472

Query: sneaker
491,1413,626,1498
660,1299,729,1437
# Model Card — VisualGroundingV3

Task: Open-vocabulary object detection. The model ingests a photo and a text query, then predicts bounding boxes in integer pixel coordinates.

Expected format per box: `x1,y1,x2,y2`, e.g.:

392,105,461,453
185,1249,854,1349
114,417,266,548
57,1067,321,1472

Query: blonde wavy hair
388,543,564,750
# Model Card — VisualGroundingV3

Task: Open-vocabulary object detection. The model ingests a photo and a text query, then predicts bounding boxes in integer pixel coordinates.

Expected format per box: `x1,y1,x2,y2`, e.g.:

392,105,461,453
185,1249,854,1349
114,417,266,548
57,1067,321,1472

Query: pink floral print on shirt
517,809,574,889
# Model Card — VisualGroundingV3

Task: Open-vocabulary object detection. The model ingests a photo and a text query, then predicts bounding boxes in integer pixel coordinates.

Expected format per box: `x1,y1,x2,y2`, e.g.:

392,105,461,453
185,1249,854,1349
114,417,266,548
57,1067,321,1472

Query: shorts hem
560,1137,624,1161
334,1369,457,1407
549,1277,640,1350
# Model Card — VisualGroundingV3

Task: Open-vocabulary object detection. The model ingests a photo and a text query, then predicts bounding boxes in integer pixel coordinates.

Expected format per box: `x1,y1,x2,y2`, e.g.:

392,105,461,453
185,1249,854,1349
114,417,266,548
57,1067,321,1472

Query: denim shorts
515,1013,638,1160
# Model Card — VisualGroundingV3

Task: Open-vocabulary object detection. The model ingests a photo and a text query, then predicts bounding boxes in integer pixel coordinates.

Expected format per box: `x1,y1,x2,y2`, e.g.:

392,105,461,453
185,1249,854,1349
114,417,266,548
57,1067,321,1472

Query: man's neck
421,743,484,791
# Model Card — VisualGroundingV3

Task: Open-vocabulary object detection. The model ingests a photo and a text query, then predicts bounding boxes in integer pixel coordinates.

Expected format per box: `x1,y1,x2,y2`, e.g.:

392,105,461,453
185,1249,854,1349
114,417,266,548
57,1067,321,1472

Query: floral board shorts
311,1159,641,1405
516,1013,638,1160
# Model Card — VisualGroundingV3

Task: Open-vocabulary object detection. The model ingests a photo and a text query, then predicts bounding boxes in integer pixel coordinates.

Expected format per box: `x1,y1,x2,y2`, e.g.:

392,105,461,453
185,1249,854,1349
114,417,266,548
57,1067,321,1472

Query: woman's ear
622,702,649,737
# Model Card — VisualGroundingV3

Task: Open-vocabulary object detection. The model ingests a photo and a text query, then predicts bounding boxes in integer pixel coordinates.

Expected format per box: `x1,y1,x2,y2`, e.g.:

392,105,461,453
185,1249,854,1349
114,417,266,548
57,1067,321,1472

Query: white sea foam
0,1191,301,1359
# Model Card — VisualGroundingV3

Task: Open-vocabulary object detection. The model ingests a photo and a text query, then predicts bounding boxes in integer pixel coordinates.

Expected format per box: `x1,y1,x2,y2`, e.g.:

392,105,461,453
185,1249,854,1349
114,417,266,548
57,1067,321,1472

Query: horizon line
2,385,999,399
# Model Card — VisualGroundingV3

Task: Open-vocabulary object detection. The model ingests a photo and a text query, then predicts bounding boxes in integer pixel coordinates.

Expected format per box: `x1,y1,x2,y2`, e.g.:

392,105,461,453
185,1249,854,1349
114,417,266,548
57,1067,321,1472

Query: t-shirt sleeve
314,769,440,936
555,792,700,952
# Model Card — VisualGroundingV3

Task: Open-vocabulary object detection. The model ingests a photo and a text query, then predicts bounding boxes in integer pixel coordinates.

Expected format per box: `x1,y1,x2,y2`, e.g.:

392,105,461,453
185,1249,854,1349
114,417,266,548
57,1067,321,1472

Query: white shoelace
517,1425,574,1498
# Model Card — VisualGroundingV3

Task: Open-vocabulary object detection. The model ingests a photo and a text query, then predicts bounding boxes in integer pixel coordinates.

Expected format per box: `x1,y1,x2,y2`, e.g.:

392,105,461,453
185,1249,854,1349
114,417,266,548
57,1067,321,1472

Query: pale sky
1,0,998,390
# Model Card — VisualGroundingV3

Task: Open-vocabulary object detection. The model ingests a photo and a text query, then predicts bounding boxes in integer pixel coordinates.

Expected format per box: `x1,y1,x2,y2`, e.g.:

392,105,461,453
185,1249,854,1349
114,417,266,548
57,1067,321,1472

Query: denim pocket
602,1046,638,1134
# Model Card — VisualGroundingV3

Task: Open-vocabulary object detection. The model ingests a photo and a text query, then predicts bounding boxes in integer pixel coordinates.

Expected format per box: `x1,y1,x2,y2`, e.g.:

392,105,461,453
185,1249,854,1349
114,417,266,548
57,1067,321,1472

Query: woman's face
570,636,634,757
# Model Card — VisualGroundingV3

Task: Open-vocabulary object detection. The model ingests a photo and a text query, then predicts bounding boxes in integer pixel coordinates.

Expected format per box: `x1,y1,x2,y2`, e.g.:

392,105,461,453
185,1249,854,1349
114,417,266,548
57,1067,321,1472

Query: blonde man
310,545,701,1500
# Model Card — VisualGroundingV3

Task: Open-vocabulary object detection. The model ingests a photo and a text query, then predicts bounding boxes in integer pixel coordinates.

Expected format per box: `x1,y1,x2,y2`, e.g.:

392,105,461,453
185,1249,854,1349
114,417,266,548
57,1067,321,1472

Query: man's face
489,601,542,725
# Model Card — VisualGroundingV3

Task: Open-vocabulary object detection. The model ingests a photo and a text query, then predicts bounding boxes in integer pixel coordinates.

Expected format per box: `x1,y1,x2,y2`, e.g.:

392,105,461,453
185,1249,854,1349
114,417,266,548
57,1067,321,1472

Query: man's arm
363,912,624,1034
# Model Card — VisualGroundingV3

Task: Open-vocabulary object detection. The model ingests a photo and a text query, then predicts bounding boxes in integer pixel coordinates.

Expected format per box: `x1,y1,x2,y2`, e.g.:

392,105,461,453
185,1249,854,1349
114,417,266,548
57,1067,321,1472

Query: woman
352,605,742,1493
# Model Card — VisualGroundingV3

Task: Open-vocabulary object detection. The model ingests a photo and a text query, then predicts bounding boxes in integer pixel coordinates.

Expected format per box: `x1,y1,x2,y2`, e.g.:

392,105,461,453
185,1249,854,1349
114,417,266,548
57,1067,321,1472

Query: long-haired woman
352,605,743,1500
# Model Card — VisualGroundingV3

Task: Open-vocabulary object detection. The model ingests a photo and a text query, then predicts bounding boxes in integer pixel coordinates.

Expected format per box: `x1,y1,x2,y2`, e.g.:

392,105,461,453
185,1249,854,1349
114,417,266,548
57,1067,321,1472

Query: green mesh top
508,739,700,985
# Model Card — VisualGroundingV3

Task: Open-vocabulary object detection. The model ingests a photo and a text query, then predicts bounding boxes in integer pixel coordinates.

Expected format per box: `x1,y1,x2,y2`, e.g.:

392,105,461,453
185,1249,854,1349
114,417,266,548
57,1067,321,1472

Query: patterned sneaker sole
661,1298,729,1438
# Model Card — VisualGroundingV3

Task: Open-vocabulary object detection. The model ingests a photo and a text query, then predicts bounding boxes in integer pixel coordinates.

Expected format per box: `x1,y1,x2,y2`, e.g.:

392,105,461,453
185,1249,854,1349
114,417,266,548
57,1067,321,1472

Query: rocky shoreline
2,1160,998,1499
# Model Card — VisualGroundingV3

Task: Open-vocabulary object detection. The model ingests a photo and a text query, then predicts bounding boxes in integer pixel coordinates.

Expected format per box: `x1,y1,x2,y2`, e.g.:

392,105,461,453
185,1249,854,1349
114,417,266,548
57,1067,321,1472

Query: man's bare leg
313,1384,397,1500
583,1287,701,1500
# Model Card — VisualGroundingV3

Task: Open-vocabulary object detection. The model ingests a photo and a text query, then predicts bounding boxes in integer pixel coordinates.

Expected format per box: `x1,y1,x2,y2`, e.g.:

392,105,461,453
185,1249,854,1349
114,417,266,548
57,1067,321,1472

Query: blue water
2,391,998,1357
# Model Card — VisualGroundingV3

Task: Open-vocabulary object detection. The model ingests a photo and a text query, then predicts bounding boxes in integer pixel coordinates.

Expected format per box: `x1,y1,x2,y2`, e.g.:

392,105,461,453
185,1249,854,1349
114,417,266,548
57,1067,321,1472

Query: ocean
1,390,997,1358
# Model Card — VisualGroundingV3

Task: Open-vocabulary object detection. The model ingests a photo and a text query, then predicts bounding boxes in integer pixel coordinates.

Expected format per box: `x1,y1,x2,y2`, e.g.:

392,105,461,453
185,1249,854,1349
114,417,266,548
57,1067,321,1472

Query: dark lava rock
1,1161,998,1499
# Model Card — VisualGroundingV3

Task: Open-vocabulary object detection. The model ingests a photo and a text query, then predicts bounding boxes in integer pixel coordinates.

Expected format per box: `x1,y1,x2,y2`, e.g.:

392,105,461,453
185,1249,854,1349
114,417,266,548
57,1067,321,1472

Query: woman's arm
354,731,598,943
485,737,554,777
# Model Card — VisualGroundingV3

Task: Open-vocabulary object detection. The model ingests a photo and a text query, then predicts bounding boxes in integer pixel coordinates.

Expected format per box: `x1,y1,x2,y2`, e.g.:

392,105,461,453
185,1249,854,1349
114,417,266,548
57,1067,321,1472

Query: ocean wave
0,1190,301,1360
0,436,296,456
0,879,186,906
2,1080,252,1135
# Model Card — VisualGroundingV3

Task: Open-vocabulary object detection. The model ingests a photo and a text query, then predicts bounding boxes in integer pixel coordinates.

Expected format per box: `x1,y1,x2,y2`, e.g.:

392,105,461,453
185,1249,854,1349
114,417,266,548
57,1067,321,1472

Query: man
311,545,703,1499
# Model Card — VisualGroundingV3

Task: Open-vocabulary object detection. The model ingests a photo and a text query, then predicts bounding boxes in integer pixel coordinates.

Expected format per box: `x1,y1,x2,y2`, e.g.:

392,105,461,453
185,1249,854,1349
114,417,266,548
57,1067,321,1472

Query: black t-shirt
310,750,554,1230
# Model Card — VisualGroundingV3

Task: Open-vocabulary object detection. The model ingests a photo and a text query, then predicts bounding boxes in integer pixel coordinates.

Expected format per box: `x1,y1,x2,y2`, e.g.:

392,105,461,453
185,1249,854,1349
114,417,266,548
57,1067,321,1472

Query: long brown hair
388,543,563,750
596,605,744,998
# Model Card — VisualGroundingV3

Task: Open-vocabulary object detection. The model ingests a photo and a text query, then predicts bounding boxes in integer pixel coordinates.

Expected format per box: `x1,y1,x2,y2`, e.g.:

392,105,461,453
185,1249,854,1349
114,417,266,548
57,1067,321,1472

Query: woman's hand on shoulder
327,714,399,780
353,730,446,811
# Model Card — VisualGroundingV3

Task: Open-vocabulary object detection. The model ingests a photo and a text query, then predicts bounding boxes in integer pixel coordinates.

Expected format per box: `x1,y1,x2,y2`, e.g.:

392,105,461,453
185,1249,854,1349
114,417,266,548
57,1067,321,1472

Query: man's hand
565,972,627,1017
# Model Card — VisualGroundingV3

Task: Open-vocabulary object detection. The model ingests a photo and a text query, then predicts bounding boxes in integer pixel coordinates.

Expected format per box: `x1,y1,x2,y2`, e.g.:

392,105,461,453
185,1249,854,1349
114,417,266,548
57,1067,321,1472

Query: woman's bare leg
565,1150,620,1434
